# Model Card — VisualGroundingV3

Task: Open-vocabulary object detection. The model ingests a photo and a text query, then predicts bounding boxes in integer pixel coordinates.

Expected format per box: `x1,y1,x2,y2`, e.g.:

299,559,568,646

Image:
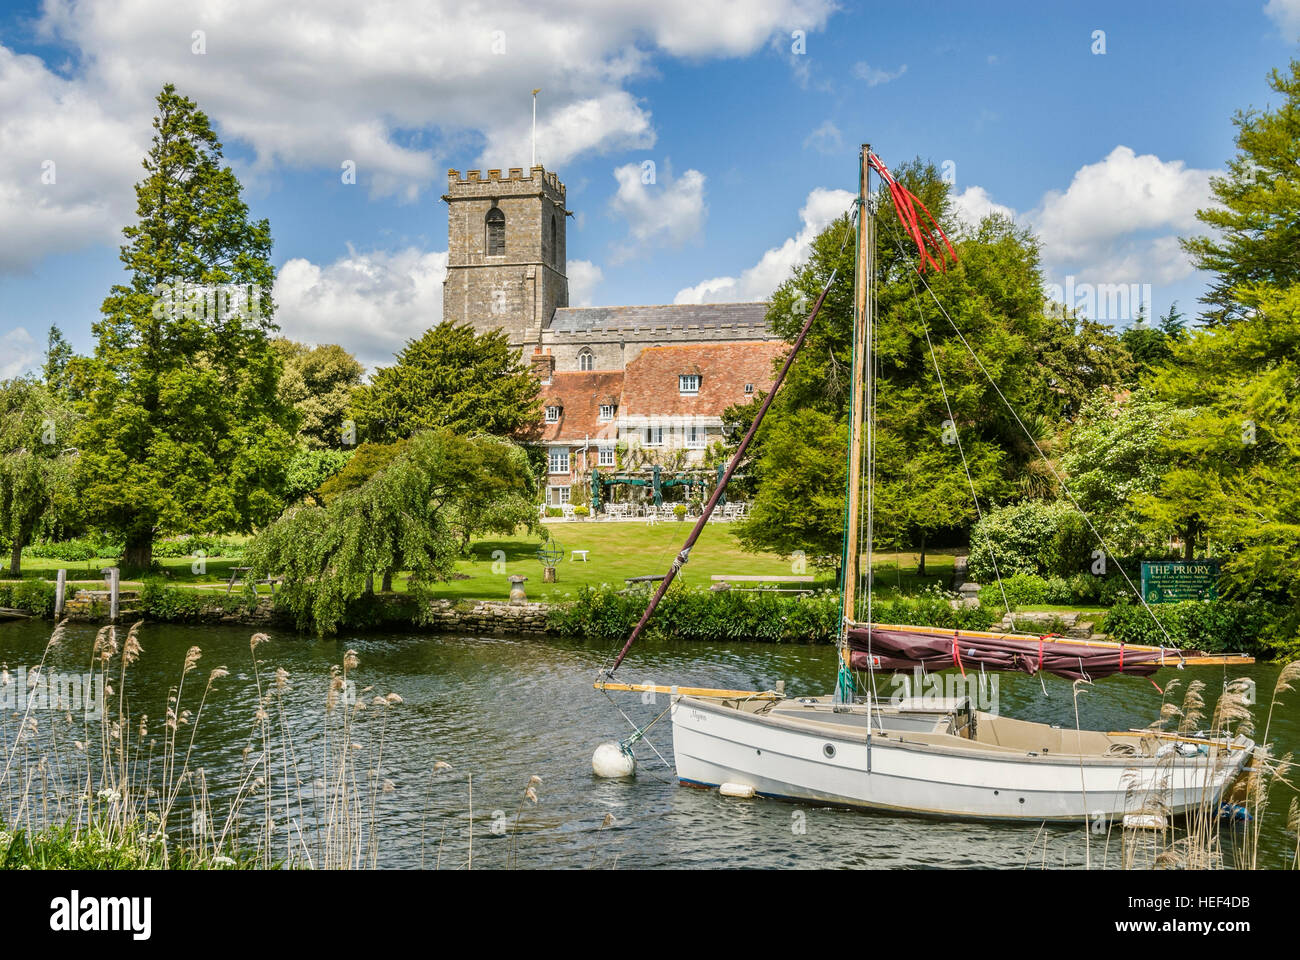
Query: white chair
561,503,576,520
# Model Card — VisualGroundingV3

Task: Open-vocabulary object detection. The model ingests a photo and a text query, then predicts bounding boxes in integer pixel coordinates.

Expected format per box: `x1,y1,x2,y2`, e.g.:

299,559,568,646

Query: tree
42,326,75,398
0,379,79,576
1120,303,1187,380
1036,312,1131,418
274,339,364,449
737,163,1070,569
1183,58,1300,325
350,323,540,444
247,429,536,633
75,85,294,570
1059,391,1193,555
1142,283,1300,576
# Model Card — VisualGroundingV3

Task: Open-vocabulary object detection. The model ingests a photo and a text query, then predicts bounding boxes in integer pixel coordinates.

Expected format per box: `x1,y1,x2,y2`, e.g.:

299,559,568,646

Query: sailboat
593,144,1256,823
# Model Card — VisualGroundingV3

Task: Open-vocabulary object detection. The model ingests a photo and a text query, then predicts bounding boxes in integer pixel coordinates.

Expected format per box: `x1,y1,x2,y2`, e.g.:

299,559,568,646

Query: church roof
548,302,773,335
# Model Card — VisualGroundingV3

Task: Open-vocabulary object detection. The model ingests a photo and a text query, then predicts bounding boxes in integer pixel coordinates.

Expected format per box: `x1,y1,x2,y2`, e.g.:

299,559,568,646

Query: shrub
22,537,122,562
968,502,1077,581
978,573,1047,610
1100,598,1283,655
0,580,56,617
673,504,688,520
573,505,590,518
1045,576,1072,604
547,583,996,644
545,507,562,518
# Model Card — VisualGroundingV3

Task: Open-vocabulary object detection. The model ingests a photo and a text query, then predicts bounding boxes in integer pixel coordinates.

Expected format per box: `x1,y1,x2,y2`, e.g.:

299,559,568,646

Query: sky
1,0,1297,375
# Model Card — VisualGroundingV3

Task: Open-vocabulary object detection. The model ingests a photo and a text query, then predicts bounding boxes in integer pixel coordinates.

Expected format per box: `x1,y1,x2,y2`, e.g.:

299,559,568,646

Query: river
1,619,1295,869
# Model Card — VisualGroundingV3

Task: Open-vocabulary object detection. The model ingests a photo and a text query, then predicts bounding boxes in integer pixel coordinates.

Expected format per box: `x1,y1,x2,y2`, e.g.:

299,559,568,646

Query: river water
1,619,1295,869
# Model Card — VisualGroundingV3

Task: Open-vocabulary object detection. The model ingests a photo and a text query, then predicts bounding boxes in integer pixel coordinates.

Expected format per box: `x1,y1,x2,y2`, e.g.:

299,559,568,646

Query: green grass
6,527,972,604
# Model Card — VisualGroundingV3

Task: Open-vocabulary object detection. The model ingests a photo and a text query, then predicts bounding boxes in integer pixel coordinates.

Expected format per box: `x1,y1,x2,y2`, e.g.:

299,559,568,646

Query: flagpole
531,88,541,166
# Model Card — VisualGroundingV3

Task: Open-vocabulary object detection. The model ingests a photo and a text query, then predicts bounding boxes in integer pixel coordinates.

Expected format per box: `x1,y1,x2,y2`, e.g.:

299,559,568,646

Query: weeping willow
247,428,536,633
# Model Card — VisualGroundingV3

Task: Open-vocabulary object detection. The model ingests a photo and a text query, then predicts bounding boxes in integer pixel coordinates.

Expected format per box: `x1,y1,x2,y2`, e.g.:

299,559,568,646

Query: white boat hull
670,696,1252,822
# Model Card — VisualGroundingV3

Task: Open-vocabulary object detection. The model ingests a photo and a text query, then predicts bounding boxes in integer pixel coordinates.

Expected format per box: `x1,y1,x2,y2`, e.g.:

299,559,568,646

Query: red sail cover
847,626,1193,681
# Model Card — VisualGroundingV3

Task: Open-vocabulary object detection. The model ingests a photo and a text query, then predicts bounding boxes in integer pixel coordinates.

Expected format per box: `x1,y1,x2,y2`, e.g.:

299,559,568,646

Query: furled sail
847,624,1248,681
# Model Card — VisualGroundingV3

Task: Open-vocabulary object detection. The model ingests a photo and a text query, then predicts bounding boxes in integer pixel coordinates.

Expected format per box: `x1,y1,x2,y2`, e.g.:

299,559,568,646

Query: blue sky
1,0,1297,372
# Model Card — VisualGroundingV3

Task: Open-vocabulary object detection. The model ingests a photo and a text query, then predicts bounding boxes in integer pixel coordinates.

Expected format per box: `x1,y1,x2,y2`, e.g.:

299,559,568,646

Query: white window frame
545,405,560,423
598,445,615,467
548,447,570,474
598,404,614,422
685,424,705,449
744,383,754,395
679,374,700,395
644,426,663,447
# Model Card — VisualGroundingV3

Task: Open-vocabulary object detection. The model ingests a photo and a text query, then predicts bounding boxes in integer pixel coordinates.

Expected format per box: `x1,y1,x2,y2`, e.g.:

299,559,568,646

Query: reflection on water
1,619,1294,869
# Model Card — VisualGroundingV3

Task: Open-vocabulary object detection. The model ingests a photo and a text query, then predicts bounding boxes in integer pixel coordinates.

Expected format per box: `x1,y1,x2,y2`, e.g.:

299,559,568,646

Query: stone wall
422,599,552,635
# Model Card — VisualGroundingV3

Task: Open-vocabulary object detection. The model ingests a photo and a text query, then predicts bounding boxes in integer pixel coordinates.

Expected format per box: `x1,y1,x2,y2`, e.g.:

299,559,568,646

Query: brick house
534,340,786,505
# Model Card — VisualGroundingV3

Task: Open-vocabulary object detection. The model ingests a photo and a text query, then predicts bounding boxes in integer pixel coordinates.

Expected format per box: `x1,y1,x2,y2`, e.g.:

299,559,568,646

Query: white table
571,549,589,562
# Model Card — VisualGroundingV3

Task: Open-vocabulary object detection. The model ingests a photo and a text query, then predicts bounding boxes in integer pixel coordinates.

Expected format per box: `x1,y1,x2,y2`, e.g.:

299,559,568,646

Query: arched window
485,207,505,256
578,348,594,371
550,214,558,263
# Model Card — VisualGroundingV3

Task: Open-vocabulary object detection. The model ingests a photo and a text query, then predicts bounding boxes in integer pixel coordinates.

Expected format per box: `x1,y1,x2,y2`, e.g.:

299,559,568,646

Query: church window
551,214,558,263
578,349,594,371
486,207,506,256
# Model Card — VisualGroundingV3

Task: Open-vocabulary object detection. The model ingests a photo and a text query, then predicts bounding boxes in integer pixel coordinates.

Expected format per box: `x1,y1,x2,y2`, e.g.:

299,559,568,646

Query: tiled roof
537,371,624,443
548,302,772,334
620,341,787,418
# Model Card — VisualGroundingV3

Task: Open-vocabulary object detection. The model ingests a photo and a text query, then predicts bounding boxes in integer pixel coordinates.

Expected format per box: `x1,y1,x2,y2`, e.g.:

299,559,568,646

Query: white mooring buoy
592,742,636,778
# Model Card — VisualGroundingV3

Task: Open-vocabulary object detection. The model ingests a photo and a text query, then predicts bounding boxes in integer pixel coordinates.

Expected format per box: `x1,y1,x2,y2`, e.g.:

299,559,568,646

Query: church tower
441,166,568,351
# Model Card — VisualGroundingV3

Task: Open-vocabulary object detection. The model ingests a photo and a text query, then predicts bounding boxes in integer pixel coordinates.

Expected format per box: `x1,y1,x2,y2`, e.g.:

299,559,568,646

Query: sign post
1140,560,1220,603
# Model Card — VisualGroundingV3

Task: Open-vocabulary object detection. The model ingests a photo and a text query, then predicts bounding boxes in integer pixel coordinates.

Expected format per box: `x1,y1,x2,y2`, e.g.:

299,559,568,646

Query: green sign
1140,560,1220,603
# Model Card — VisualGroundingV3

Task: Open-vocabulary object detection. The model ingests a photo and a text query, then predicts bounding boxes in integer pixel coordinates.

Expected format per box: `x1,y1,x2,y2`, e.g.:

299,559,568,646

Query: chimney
531,348,554,383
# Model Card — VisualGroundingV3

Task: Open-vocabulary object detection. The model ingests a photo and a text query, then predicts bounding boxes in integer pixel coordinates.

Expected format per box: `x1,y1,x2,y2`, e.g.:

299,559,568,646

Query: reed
0,623,463,870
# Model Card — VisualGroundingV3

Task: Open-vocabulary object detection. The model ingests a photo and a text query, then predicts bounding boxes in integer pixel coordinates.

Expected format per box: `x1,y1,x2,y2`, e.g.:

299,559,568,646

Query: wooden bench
710,575,815,596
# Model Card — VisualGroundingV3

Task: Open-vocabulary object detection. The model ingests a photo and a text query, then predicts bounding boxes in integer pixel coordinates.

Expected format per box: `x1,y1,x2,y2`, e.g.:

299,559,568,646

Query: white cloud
566,259,604,306
1028,146,1213,267
1265,0,1300,37
852,61,907,86
608,163,707,261
0,47,146,272
949,185,1016,232
944,146,1217,309
0,327,39,379
273,247,448,371
803,119,843,154
0,0,836,269
674,186,854,303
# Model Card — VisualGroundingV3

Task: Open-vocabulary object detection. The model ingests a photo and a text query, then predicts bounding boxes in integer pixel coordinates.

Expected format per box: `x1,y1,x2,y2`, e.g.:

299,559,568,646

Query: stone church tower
441,165,568,351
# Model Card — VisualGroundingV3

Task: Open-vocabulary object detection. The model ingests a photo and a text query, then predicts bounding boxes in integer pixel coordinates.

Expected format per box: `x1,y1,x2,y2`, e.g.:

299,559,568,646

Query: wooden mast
840,145,871,647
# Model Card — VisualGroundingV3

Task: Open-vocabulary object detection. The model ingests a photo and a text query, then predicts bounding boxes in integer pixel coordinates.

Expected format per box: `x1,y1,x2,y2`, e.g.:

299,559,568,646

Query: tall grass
0,621,467,869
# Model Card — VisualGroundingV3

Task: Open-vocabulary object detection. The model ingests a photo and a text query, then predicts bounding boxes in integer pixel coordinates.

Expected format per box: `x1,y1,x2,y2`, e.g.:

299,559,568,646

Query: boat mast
837,144,871,702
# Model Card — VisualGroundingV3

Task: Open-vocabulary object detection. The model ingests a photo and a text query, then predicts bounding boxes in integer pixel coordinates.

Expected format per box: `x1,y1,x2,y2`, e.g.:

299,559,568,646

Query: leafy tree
350,323,540,443
247,429,536,633
1036,311,1131,418
274,339,364,449
1142,283,1300,581
74,84,294,570
1183,58,1300,325
1120,303,1187,380
42,326,75,398
1059,392,1192,554
737,163,1071,570
0,379,79,576
315,441,405,504
283,448,353,506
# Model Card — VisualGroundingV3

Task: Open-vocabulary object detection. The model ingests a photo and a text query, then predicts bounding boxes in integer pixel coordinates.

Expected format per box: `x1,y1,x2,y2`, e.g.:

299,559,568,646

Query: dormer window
545,405,560,423
598,404,614,422
744,383,754,395
679,374,700,395
485,207,506,256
